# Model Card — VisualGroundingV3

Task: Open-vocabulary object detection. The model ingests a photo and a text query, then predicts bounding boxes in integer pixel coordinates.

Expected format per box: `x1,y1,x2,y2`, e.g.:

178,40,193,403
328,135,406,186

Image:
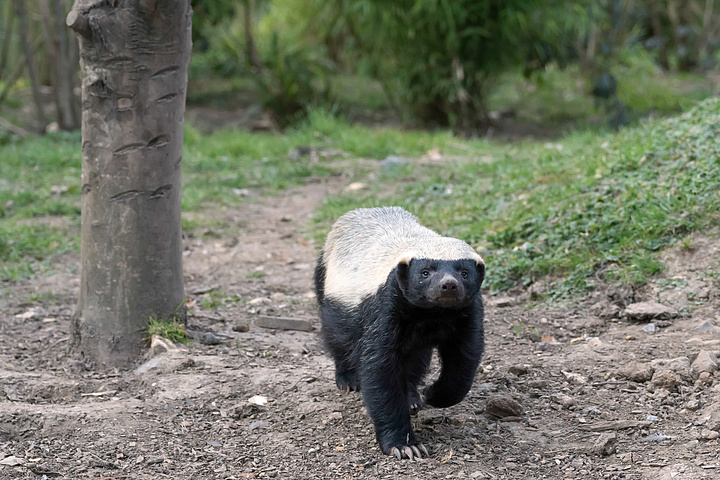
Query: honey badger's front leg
359,314,429,460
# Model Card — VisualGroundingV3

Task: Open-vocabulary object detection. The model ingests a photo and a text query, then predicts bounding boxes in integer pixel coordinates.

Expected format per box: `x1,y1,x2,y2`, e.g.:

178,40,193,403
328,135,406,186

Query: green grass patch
146,315,189,344
313,97,720,298
0,131,82,281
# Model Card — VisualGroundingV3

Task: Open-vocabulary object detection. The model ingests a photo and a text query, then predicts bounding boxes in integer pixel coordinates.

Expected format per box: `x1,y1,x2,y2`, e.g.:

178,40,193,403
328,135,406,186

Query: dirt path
2,176,720,480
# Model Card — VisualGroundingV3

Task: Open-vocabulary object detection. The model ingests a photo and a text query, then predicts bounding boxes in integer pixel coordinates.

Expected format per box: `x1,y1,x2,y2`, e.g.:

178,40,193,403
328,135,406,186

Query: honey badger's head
396,257,485,309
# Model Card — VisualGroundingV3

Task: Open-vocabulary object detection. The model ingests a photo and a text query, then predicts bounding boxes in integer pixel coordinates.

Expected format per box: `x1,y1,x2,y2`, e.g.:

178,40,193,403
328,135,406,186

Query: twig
0,115,29,137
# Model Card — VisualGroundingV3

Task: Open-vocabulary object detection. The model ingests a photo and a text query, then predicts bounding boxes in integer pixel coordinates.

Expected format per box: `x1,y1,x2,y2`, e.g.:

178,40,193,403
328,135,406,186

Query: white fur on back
322,207,483,306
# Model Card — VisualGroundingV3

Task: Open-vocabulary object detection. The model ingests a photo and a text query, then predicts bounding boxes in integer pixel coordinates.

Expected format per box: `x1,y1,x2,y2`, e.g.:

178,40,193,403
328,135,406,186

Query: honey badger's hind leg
318,298,364,392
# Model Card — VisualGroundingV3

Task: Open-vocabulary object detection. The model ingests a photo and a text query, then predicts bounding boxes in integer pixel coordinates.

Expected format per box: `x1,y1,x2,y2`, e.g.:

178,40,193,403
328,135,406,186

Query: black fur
315,254,485,457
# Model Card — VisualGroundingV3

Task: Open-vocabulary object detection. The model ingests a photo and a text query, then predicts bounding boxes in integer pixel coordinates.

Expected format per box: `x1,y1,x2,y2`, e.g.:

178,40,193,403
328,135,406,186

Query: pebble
249,420,269,430
685,399,702,411
695,321,720,334
550,393,576,409
489,296,514,308
590,432,617,456
508,364,531,376
623,301,679,322
691,350,718,376
642,323,657,335
324,412,343,424
201,332,222,345
618,361,655,383
562,370,588,385
649,369,680,392
700,429,719,440
484,394,523,418
685,439,699,450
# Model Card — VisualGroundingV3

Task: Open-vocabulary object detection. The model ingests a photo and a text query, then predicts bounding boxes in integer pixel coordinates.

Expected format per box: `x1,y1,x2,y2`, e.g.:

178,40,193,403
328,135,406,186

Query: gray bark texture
67,0,191,369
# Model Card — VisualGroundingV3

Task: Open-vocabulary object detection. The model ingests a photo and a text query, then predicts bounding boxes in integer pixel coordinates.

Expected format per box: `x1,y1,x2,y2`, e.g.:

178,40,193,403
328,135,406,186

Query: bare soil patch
2,177,720,480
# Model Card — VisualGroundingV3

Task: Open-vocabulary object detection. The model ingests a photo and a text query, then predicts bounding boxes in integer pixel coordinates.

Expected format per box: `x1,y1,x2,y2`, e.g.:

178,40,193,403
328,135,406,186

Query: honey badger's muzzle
430,274,467,307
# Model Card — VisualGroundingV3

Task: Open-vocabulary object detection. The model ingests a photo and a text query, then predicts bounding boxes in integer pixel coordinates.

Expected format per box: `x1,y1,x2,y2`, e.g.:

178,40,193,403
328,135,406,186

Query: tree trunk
67,0,191,369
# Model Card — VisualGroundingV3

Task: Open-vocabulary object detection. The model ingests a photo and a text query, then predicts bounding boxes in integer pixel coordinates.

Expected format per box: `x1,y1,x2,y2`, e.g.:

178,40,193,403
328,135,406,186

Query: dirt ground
2,173,720,480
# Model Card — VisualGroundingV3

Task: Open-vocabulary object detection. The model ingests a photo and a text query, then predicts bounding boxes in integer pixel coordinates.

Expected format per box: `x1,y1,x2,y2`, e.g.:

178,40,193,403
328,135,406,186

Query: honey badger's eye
460,270,469,279
421,269,430,278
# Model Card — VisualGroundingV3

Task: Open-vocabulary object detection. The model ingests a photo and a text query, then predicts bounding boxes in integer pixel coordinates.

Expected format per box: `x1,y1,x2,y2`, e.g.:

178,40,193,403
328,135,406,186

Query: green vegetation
312,97,720,298
146,315,189,345
0,131,81,280
2,97,719,301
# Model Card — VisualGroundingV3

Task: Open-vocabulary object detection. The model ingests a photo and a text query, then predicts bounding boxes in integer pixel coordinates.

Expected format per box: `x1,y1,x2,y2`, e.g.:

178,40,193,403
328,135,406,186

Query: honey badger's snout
432,273,466,305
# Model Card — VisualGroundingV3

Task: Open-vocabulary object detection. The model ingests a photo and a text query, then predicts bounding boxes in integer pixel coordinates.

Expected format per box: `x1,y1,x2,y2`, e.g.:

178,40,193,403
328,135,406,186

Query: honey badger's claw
388,444,428,460
402,446,414,460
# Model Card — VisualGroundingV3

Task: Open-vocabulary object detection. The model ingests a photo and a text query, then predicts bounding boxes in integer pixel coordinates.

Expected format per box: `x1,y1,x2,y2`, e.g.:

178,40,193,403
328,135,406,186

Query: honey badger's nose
439,276,459,295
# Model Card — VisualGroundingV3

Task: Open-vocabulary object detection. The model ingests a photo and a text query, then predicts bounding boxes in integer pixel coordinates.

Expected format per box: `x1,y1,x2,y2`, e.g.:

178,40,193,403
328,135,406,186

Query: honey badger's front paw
386,443,429,460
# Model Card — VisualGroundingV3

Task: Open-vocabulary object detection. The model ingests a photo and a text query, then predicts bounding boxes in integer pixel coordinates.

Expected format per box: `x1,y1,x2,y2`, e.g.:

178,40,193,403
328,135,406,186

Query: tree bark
67,0,191,369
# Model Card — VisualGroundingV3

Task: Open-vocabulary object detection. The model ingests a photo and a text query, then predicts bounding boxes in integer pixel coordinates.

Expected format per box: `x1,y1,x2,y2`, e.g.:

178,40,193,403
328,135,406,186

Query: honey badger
314,207,485,460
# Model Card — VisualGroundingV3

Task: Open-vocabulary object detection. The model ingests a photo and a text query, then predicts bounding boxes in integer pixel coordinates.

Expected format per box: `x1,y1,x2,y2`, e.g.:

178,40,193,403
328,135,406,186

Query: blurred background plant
1,0,718,133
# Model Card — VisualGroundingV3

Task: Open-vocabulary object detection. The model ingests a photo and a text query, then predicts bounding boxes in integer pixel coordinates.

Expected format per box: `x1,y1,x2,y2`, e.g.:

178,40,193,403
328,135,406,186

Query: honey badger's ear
395,256,412,295
476,261,485,287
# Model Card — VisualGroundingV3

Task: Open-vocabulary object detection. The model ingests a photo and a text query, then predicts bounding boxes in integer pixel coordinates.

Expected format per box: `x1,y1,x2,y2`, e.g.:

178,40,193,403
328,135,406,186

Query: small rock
618,361,655,383
695,321,720,334
508,364,530,376
344,182,366,191
586,337,603,347
324,412,343,424
562,370,588,385
255,315,313,332
642,323,657,335
201,332,222,345
685,439,699,450
649,369,680,392
550,393,576,409
700,429,719,440
248,297,269,305
590,432,617,456
537,342,549,351
623,301,679,322
691,350,718,377
698,371,712,384
232,323,250,332
418,410,446,425
527,379,550,390
249,420,269,430
0,456,24,466
270,292,287,302
484,394,523,418
489,296,514,308
248,395,268,406
686,399,702,411
639,433,672,442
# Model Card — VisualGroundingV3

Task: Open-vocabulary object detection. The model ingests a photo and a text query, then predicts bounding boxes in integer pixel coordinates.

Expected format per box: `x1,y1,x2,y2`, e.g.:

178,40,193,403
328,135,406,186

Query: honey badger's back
319,206,482,307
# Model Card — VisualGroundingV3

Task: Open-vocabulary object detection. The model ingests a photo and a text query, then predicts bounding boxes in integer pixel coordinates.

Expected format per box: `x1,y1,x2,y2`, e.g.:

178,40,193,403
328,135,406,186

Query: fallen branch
0,115,30,137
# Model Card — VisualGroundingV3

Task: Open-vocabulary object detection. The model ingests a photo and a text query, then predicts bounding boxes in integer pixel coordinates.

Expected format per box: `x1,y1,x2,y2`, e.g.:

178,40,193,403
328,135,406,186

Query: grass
146,315,189,345
1,79,717,300
312,97,720,298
